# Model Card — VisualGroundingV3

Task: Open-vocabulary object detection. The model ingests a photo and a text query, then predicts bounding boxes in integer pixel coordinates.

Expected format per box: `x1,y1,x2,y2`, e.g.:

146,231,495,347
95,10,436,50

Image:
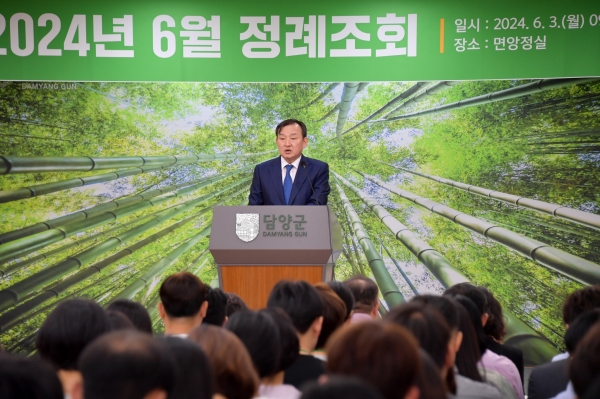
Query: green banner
0,0,598,82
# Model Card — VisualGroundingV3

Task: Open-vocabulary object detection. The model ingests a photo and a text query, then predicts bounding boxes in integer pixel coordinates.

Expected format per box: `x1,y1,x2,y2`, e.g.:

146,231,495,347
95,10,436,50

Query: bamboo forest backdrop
0,79,599,363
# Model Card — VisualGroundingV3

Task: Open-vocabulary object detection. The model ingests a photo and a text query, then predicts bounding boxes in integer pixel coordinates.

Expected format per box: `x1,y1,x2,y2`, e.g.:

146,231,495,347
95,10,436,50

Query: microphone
301,161,320,205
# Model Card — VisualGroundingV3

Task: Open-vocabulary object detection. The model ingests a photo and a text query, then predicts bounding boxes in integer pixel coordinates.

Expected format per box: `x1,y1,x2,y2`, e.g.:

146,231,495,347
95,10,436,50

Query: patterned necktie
283,164,293,205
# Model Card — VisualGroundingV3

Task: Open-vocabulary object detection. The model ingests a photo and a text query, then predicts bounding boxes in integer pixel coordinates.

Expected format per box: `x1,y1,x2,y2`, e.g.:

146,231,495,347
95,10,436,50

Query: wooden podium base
220,265,323,310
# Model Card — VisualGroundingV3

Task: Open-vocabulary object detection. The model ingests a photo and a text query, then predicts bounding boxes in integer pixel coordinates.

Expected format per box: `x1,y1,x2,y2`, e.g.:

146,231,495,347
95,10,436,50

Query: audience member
106,310,136,331
0,354,64,399
343,276,379,323
300,376,385,399
313,282,347,359
107,298,154,334
479,287,524,385
452,295,520,399
411,295,503,399
75,330,175,399
226,292,248,318
158,272,208,336
35,298,112,398
226,310,281,379
326,281,355,323
188,324,259,399
260,308,302,399
532,309,600,399
569,322,600,399
384,302,457,395
160,336,214,399
267,280,325,389
204,287,229,326
326,321,420,399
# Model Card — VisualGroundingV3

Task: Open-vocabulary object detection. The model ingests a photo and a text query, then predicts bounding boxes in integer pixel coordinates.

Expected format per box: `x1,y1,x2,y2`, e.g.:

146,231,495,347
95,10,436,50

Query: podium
209,206,343,309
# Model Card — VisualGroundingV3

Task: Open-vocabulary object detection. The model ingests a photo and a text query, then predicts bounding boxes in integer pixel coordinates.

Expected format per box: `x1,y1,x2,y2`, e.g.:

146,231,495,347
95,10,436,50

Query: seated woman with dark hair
188,324,259,399
35,298,112,399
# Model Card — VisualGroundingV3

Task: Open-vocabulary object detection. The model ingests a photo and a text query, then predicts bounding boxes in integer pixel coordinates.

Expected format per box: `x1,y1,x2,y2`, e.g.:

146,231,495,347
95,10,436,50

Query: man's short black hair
106,310,135,331
204,287,228,326
411,295,460,331
565,309,600,354
79,330,176,399
0,354,63,399
107,299,153,334
276,119,307,138
225,292,248,317
327,281,355,320
267,280,323,334
444,283,488,317
160,336,214,399
343,276,379,314
226,310,280,378
562,285,600,325
36,298,112,370
159,272,207,317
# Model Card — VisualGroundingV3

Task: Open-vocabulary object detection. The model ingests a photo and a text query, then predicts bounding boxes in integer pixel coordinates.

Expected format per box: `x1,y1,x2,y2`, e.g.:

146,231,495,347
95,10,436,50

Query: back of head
36,298,111,370
300,376,385,399
562,285,600,325
107,299,153,334
106,310,135,331
225,292,248,318
443,283,488,317
159,272,207,317
160,336,214,399
267,280,323,334
226,310,280,378
263,307,300,372
326,321,420,399
343,276,378,314
415,349,447,399
78,330,175,399
326,281,355,321
383,303,450,370
479,287,506,340
410,295,459,331
564,309,600,354
314,282,347,349
569,322,600,398
204,287,228,326
188,324,258,399
0,354,63,399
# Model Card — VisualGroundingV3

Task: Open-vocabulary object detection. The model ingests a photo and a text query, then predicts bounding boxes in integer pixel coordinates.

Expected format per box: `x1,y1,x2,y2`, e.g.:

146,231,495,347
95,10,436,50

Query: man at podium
248,119,330,206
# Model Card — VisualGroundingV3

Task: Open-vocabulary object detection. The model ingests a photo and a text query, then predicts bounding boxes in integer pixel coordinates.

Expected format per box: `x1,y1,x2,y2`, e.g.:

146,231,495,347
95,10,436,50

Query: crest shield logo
236,213,259,242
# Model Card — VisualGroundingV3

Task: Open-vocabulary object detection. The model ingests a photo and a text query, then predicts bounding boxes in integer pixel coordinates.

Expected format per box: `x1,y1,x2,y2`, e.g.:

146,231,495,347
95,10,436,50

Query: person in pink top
343,276,379,323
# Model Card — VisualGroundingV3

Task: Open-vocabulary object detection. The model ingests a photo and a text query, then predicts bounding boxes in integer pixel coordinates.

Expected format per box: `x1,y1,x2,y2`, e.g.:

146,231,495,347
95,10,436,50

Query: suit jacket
248,155,330,205
485,336,525,387
527,358,570,399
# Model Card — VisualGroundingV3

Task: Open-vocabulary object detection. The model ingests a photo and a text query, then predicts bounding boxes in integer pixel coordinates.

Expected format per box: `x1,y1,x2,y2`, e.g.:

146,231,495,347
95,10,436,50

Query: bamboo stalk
335,83,360,145
341,82,429,136
334,178,405,307
384,163,600,231
378,238,419,295
0,165,171,203
360,172,600,286
372,78,597,122
382,81,461,119
0,165,253,245
0,150,275,175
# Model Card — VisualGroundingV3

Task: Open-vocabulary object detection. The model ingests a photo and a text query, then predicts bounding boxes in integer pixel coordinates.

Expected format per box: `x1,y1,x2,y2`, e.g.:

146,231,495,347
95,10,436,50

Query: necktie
283,164,293,205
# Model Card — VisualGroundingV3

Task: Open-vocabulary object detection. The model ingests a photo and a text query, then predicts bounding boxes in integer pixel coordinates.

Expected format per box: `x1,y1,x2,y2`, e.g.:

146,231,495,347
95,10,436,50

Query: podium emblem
236,213,259,242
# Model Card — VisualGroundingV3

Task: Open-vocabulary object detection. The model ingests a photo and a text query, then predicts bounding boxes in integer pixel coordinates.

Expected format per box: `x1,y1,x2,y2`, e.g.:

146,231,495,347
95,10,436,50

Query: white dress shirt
281,157,301,184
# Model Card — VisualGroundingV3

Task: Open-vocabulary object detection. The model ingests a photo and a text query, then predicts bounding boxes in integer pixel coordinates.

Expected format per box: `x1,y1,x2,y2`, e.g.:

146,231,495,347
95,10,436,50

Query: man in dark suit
248,119,330,206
